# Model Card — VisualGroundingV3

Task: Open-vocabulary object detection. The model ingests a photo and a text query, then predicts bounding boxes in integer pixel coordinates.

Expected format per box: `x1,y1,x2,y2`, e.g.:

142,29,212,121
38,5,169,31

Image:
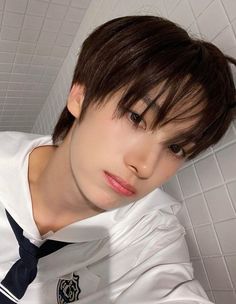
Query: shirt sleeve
114,263,214,304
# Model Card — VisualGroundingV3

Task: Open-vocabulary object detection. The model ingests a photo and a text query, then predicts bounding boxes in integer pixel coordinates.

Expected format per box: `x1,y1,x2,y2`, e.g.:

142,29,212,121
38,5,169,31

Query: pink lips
104,171,136,196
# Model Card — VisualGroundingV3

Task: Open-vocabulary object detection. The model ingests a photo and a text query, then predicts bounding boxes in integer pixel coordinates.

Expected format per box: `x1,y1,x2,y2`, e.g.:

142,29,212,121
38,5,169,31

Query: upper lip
105,171,136,194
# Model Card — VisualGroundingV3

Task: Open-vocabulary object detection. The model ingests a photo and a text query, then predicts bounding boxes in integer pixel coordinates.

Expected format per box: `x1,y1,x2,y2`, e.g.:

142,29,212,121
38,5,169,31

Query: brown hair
52,15,236,160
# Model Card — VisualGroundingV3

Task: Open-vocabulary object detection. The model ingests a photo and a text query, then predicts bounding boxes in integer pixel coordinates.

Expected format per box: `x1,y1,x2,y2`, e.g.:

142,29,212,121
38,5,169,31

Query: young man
0,15,235,304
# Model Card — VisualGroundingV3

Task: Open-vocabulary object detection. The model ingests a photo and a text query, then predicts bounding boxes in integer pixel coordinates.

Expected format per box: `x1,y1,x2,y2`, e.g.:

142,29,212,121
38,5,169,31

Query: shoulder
115,264,213,303
0,131,35,155
0,131,48,159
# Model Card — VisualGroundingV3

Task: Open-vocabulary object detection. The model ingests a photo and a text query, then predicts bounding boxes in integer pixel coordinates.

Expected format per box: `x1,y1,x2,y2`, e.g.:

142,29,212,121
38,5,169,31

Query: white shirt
0,131,214,304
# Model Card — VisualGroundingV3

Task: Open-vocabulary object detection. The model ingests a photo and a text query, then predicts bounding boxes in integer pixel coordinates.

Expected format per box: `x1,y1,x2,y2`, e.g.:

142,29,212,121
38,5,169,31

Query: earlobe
67,84,85,118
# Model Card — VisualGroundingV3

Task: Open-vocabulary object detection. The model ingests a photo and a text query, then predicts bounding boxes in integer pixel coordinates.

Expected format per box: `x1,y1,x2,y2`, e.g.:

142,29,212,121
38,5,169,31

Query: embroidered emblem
57,273,81,304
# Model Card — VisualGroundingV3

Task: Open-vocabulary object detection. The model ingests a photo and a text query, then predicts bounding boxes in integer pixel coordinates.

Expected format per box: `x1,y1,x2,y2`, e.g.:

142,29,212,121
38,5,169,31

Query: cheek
158,160,182,182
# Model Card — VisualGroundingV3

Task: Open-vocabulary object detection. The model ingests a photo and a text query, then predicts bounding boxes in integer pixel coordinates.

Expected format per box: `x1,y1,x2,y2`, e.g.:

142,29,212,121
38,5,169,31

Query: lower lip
104,172,135,196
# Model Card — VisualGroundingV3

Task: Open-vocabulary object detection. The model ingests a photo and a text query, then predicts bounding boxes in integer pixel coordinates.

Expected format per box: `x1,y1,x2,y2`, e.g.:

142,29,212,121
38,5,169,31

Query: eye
127,111,146,129
168,144,186,158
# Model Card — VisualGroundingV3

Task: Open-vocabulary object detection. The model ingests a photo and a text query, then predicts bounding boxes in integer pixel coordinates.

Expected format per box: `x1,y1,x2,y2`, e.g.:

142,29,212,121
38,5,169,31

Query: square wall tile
0,73,10,82
176,203,192,229
169,0,195,29
185,194,211,226
0,0,5,10
227,181,236,212
17,42,35,54
0,52,15,63
43,18,62,32
225,255,236,289
195,155,222,191
195,225,221,256
185,229,200,258
31,56,48,65
20,29,40,43
221,0,236,22
216,143,236,181
2,12,24,27
0,63,12,72
15,53,32,64
205,185,235,221
5,0,28,14
204,256,232,289
27,0,49,17
23,15,44,31
56,33,74,47
61,21,80,35
46,56,63,67
70,0,91,9
35,44,52,56
214,219,236,253
0,26,21,41
0,82,8,90
0,41,18,53
213,291,236,304
8,83,24,90
52,0,71,5
189,0,213,18
178,165,201,197
51,45,69,57
12,64,29,74
163,175,182,202
197,0,229,41
47,3,67,20
191,259,210,290
213,26,236,55
38,31,57,46
164,0,181,16
65,7,85,22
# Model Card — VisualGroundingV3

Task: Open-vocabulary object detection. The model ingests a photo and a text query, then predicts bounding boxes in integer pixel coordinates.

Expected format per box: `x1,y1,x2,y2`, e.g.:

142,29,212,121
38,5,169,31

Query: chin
88,192,128,212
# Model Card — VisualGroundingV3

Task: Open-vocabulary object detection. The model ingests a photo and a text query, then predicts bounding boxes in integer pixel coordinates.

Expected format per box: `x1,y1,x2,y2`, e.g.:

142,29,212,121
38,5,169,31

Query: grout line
191,0,215,19
204,150,236,290
167,0,182,17
219,0,234,27
175,173,214,294
191,159,235,298
187,0,202,37
161,0,168,18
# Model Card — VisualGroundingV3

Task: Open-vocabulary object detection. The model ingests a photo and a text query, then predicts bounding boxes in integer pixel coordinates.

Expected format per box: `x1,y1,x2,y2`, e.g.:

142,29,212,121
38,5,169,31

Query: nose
124,135,162,179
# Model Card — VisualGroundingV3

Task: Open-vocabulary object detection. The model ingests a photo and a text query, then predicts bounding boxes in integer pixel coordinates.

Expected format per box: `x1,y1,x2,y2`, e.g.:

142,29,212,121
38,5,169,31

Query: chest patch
57,273,81,304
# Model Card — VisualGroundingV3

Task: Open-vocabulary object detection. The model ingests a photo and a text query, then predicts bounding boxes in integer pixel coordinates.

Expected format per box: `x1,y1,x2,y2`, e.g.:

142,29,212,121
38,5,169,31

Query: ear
67,84,85,118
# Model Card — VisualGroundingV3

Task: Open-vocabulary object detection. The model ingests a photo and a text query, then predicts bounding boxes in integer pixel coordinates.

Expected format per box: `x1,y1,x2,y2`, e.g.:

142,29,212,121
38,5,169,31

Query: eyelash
126,110,186,159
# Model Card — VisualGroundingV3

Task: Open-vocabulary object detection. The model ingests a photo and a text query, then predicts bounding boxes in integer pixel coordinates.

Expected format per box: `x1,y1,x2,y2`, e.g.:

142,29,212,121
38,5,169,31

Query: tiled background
0,1,236,303
0,0,91,131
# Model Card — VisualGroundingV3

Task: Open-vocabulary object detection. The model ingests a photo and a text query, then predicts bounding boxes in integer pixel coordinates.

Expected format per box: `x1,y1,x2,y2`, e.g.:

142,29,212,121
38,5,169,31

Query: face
65,84,192,212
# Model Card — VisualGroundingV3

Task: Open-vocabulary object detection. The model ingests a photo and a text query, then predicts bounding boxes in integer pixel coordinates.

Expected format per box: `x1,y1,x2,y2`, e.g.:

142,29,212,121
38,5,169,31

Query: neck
28,135,102,235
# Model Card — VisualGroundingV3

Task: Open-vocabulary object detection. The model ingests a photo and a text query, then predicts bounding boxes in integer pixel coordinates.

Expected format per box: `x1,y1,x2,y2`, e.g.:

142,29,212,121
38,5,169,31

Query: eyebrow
142,95,161,112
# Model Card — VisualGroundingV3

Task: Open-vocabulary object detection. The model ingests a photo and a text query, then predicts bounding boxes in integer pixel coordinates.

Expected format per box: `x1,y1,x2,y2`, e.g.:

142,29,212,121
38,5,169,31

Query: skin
28,84,194,235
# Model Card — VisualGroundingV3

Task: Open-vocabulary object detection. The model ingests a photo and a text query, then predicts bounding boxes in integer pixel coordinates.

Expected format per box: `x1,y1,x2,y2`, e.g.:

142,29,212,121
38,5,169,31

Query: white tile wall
205,185,235,221
185,194,211,226
204,257,232,289
0,0,91,132
0,0,234,302
195,225,221,256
